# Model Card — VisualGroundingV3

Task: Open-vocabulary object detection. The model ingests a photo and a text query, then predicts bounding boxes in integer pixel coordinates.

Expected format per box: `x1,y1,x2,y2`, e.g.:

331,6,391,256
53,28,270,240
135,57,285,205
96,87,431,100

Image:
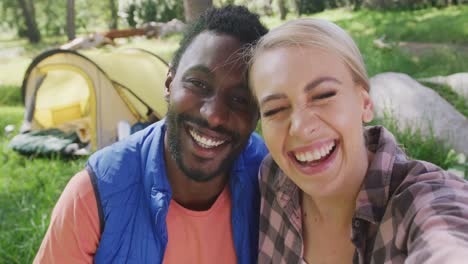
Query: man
34,5,268,263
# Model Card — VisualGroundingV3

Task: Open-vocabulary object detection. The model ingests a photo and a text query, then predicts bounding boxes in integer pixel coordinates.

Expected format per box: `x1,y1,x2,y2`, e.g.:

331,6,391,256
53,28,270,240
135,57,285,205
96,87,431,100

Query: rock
369,72,468,155
419,73,468,99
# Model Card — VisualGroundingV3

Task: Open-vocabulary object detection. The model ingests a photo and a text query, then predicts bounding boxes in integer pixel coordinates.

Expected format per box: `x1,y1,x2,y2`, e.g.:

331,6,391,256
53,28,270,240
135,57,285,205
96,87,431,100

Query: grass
0,6,467,263
0,105,87,263
317,6,468,45
263,6,468,78
369,112,461,171
0,84,23,106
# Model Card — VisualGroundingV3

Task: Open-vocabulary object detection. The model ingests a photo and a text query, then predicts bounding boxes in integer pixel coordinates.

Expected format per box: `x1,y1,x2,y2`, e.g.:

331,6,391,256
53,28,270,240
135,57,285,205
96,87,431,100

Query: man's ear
360,88,374,123
164,70,174,102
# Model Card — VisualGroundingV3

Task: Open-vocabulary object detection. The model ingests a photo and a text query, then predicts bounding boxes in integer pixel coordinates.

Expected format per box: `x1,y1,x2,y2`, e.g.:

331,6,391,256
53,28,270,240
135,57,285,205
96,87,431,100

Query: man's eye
186,79,210,93
262,107,288,117
312,91,336,100
232,96,248,106
190,79,207,89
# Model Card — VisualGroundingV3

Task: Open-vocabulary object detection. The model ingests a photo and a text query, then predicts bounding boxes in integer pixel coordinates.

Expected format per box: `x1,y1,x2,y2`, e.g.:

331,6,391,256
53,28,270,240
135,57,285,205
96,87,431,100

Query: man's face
165,31,259,182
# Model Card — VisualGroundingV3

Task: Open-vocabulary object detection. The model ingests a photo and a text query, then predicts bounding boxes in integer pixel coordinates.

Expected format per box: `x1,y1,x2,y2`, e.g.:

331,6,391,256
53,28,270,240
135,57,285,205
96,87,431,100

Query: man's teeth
294,141,335,162
189,129,225,148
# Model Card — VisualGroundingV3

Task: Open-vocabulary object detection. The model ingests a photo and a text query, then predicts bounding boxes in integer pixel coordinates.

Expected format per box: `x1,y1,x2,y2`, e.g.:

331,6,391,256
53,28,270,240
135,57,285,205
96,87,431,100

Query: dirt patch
397,41,468,56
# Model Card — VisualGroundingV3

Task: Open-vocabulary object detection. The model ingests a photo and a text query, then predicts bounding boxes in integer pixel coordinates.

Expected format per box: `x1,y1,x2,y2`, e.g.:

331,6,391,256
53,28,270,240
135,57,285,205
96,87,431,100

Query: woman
248,18,468,263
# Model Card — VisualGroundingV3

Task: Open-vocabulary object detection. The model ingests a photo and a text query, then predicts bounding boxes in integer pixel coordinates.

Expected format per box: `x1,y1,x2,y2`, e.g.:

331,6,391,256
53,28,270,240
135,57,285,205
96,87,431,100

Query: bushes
124,0,184,27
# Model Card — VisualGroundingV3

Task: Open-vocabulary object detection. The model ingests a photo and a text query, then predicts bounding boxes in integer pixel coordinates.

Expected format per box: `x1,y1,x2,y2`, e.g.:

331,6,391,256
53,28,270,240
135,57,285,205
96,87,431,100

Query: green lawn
0,6,467,263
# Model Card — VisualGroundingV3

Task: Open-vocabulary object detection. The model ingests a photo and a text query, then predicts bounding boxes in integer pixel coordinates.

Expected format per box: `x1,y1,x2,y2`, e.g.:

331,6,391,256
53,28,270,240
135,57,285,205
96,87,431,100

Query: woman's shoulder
259,154,285,190
390,158,468,215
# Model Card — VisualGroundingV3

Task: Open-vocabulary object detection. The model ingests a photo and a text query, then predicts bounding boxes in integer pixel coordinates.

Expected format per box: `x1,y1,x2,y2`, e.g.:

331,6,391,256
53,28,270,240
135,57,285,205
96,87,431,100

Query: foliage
298,0,326,14
1,0,122,40
123,0,184,27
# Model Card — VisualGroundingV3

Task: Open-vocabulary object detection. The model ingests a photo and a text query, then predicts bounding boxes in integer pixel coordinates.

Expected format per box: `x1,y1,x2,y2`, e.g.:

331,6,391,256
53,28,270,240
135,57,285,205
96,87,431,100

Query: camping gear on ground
9,128,87,156
12,48,168,155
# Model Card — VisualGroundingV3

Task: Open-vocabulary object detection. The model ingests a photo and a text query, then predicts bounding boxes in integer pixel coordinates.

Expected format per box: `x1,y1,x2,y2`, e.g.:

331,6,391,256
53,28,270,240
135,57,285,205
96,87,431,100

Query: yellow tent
20,48,168,151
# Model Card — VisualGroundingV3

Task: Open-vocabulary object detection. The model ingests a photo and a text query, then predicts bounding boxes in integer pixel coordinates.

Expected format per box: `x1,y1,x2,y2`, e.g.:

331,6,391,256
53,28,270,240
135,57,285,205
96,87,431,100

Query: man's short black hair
171,5,268,73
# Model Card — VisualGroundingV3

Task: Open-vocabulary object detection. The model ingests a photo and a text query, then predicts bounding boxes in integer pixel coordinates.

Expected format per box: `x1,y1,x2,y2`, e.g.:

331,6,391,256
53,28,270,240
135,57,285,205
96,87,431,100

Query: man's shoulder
241,132,268,164
86,120,166,183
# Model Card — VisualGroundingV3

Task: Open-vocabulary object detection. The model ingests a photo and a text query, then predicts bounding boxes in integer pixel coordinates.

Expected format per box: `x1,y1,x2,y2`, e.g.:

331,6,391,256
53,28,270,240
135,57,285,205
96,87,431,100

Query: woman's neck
301,188,357,229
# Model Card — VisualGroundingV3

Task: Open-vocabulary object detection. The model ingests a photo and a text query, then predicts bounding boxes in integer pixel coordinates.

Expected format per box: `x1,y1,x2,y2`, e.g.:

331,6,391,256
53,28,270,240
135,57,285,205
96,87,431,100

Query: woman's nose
289,109,319,138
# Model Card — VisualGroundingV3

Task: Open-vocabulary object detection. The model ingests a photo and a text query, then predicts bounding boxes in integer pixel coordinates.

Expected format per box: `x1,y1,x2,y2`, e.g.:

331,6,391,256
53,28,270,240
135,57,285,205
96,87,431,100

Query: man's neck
163,144,229,211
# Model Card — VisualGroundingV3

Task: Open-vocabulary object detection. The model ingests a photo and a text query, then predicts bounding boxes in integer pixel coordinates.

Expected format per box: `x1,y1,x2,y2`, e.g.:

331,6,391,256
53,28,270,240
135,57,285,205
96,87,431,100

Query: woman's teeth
189,129,225,148
294,141,335,163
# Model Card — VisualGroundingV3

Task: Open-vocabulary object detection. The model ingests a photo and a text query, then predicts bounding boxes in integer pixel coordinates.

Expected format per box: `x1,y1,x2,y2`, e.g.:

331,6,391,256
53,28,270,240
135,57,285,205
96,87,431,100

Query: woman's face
250,46,373,197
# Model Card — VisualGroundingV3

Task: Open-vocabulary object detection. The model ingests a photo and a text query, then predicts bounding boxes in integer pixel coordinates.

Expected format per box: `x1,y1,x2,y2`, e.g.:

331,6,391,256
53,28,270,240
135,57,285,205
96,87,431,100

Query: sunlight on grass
0,58,31,86
312,8,355,21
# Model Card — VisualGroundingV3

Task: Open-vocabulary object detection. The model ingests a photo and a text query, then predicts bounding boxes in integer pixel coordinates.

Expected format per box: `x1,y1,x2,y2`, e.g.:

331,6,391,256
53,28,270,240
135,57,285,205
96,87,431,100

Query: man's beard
165,107,243,182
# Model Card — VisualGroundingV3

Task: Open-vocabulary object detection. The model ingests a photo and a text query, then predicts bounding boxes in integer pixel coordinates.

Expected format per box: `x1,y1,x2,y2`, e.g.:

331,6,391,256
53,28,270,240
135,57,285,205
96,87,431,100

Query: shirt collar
354,126,402,224
271,160,303,233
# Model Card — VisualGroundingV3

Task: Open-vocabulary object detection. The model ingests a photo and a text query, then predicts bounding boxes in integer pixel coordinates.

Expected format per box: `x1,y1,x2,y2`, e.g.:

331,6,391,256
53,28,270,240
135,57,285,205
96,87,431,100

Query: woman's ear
164,70,174,102
360,88,374,123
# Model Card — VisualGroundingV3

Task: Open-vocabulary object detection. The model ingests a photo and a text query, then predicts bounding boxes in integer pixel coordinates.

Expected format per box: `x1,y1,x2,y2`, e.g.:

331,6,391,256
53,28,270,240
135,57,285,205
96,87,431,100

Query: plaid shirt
258,126,468,264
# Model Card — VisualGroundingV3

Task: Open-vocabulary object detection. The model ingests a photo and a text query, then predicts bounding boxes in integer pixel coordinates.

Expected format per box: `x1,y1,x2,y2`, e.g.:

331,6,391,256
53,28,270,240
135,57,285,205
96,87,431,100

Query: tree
352,0,363,10
278,0,288,20
183,0,212,22
17,0,40,43
109,0,118,29
66,0,75,40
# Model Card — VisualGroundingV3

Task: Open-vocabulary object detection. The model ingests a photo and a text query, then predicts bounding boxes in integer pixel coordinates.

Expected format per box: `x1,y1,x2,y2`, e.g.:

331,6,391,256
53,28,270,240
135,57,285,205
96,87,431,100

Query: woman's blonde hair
250,18,369,91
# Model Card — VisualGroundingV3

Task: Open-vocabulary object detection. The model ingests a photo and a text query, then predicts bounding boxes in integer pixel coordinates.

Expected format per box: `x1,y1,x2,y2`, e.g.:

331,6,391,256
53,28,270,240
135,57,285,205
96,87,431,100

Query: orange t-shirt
163,186,236,264
34,171,236,263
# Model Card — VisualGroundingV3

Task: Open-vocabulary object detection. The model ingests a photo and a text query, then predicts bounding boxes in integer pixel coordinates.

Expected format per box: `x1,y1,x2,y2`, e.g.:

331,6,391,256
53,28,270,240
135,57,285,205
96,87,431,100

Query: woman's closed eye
312,91,336,100
262,106,290,117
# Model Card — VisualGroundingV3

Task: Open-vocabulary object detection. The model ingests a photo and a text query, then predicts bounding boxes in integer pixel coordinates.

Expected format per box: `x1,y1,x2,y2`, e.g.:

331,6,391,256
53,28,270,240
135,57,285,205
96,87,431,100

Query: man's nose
200,95,229,127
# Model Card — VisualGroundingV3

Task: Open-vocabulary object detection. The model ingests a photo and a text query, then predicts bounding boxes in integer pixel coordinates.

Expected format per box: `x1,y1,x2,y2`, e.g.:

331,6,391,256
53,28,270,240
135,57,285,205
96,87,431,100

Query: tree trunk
353,0,362,10
17,0,40,43
183,0,213,22
109,0,118,29
66,0,75,40
278,0,288,20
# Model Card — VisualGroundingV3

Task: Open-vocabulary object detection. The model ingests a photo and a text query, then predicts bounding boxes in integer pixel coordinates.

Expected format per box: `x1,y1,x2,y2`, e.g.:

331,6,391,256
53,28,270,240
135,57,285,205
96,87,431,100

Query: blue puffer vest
87,120,268,263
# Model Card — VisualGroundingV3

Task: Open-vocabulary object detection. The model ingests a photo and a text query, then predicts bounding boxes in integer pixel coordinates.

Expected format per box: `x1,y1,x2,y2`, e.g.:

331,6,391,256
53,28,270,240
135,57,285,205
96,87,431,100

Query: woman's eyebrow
260,93,287,108
304,77,342,93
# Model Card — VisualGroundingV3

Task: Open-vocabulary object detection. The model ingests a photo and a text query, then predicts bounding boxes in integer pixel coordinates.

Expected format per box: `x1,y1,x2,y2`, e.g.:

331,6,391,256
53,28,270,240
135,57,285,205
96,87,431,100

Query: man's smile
188,128,227,148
